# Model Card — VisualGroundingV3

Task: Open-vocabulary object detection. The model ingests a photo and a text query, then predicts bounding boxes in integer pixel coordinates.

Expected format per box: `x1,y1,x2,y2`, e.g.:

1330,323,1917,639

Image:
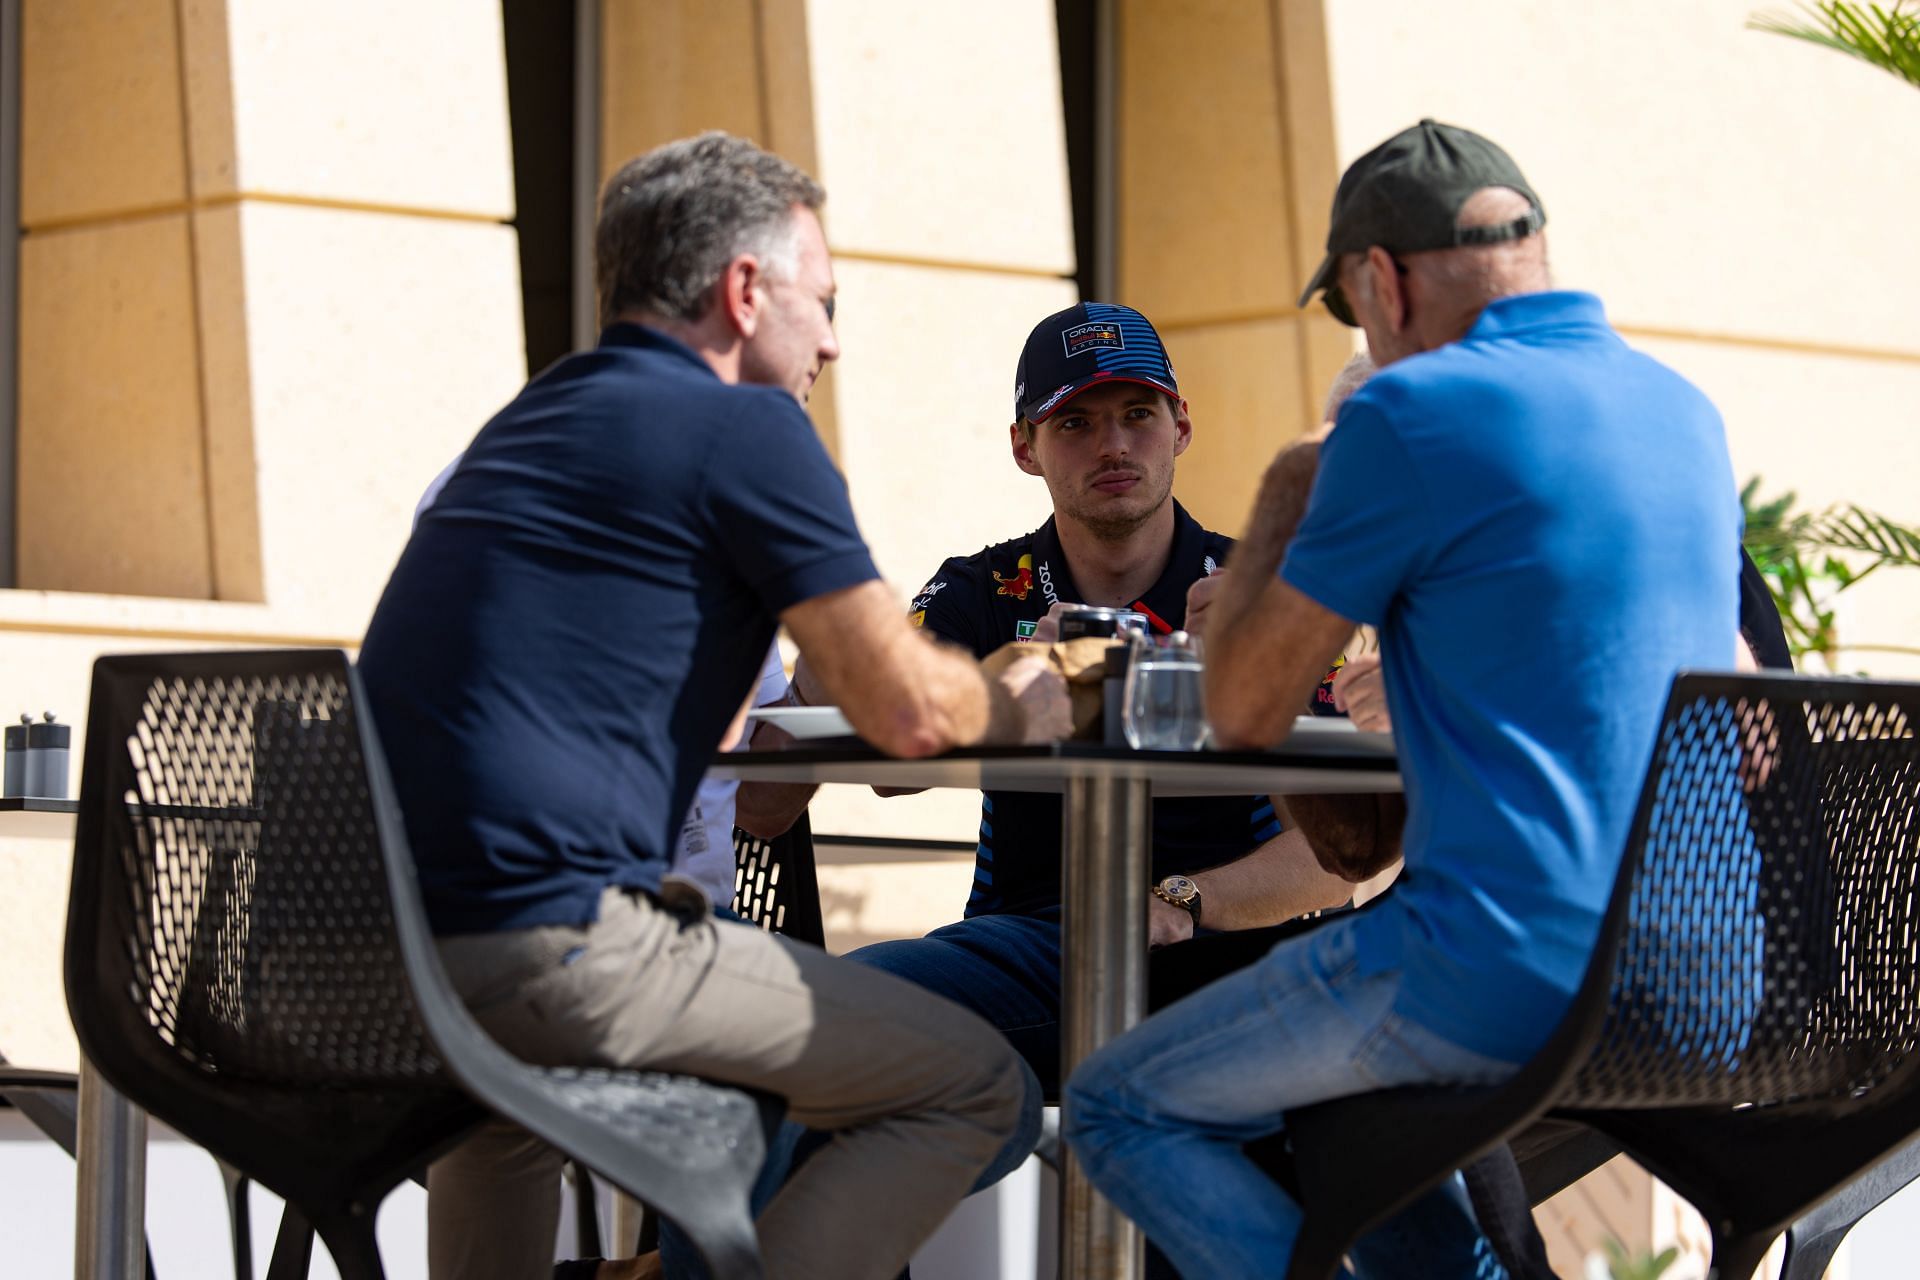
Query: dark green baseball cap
1297,119,1545,316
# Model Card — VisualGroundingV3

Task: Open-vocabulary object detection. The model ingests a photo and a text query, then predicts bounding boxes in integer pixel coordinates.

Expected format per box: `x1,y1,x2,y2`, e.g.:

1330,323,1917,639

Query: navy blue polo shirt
911,502,1283,917
359,324,877,935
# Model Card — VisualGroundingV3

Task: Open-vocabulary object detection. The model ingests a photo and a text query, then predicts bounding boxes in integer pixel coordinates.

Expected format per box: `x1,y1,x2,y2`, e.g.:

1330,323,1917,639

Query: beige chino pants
427,886,1026,1280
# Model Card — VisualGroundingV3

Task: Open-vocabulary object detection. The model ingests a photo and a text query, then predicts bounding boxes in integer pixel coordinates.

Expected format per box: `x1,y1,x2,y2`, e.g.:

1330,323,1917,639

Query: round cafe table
712,721,1399,1280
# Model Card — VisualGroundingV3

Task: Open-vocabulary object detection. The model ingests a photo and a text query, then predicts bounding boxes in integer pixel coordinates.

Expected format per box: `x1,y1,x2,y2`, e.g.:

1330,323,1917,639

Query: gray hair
595,131,825,328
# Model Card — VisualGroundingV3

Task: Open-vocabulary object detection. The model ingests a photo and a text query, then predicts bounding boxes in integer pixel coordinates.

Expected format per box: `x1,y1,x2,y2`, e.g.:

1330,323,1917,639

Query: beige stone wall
16,0,523,623
2,0,526,1069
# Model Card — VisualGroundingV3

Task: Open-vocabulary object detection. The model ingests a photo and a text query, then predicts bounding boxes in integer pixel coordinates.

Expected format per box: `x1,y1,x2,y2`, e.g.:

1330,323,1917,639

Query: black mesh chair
65,652,486,1279
1279,672,1920,1280
731,814,825,946
67,651,775,1279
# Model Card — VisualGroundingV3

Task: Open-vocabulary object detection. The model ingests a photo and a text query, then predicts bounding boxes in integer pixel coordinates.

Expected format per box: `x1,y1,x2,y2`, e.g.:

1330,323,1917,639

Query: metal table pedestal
74,1060,145,1280
1058,773,1151,1280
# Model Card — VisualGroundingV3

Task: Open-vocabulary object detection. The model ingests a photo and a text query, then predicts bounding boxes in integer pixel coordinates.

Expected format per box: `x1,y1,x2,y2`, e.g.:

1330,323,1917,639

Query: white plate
1283,714,1395,758
745,705,856,740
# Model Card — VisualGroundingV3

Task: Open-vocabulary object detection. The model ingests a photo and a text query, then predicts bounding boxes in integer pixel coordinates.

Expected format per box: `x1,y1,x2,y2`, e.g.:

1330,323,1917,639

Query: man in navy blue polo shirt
1064,121,1743,1275
359,131,1069,1280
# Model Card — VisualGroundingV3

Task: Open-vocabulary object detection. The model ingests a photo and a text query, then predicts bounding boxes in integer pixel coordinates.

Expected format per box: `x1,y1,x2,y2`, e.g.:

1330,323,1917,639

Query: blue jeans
1063,916,1520,1279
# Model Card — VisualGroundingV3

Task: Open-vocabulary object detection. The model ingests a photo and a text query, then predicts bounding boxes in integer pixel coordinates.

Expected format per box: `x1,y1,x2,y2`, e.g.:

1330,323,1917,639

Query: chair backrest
67,651,450,1094
731,814,824,946
1566,671,1920,1111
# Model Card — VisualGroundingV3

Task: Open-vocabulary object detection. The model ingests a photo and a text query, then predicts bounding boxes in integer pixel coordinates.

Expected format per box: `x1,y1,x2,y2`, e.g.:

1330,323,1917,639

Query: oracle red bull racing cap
1013,302,1180,424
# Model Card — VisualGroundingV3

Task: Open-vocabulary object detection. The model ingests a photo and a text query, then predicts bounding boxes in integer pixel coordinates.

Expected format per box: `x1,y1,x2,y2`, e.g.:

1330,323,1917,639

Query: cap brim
1297,254,1337,309
1024,373,1180,424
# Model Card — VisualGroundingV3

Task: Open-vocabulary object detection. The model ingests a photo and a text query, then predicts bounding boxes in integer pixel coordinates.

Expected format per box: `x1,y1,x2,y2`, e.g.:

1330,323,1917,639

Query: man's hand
1029,601,1074,646
1331,652,1391,731
1148,894,1195,948
1185,569,1226,644
995,653,1073,744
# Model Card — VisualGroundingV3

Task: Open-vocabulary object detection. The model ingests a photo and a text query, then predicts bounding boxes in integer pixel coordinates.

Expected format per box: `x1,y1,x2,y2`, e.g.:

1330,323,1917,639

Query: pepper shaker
26,712,70,799
3,716,26,798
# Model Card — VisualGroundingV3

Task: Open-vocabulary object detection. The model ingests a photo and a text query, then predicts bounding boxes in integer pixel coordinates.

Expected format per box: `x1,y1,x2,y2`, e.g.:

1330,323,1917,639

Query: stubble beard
1064,469,1174,543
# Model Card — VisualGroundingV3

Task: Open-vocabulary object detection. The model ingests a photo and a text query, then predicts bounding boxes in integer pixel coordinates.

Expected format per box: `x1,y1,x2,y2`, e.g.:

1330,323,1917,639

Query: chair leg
1032,1105,1063,1172
636,1208,660,1255
313,1210,387,1280
679,1216,763,1280
265,1205,316,1280
1706,1229,1779,1280
655,1182,763,1280
214,1159,255,1280
1283,1225,1347,1280
1780,1222,1850,1280
570,1161,603,1258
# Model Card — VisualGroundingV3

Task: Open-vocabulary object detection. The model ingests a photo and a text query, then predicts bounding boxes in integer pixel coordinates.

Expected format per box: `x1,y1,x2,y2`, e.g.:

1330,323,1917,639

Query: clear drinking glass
1122,630,1208,751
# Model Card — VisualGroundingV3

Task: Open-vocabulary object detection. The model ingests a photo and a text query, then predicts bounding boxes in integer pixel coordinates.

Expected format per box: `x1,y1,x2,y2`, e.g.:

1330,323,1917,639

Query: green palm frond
1809,504,1920,565
1740,477,1920,669
1602,1239,1681,1280
1740,477,1817,570
1749,2,1920,89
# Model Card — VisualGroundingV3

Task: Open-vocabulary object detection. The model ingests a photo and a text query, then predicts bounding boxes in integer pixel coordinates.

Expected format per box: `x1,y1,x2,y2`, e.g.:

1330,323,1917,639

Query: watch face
1161,875,1197,901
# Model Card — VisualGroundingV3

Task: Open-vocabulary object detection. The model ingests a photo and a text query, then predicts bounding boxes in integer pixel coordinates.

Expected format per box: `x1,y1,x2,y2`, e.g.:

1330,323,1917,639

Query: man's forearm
1239,438,1323,577
1284,792,1408,883
1206,437,1354,749
1211,439,1322,638
1191,827,1354,930
733,721,819,837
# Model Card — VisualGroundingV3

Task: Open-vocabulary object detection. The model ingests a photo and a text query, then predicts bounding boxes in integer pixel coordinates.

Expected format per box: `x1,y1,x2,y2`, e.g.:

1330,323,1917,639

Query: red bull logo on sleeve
994,553,1036,601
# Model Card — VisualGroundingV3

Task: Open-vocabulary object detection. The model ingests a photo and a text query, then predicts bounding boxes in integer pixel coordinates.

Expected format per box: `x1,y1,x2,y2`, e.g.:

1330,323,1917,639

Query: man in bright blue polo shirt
1063,119,1742,1276
360,131,1069,1280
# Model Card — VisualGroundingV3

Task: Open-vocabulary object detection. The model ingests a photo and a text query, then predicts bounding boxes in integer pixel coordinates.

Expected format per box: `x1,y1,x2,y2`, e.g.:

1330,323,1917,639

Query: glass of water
1123,630,1208,751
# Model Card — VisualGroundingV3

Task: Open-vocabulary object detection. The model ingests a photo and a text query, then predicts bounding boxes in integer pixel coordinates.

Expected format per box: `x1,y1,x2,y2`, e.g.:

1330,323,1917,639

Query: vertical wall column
1113,0,1355,539
17,0,528,636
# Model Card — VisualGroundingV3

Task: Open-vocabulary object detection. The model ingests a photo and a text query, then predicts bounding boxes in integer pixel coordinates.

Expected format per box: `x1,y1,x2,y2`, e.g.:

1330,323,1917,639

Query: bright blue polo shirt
359,324,878,935
1281,291,1740,1061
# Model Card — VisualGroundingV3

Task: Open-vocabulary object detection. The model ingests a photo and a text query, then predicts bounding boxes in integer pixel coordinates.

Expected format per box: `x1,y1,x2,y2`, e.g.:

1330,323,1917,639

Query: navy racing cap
1013,302,1180,424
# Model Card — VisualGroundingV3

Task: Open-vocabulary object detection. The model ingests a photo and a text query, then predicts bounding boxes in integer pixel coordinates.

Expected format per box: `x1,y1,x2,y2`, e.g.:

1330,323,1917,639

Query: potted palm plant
1743,478,1920,670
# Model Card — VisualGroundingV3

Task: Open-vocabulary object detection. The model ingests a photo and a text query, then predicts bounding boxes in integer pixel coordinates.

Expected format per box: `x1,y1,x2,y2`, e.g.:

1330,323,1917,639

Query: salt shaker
25,712,70,799
2,716,26,797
